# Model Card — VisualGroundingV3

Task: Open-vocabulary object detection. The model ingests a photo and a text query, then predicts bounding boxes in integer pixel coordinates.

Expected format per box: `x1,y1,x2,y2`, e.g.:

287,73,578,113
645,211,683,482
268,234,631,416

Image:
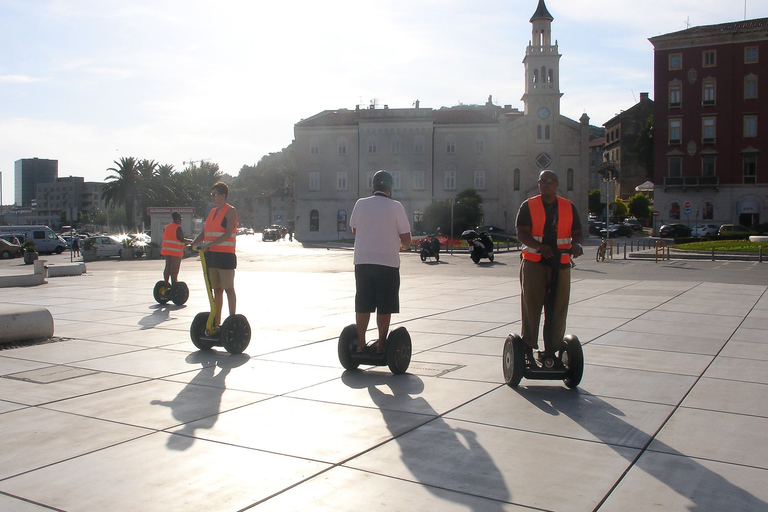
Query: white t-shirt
350,193,411,268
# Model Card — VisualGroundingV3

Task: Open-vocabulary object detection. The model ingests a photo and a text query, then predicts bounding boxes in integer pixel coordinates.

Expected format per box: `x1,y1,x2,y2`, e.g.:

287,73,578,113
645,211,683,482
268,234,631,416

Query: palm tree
137,159,159,228
103,157,139,231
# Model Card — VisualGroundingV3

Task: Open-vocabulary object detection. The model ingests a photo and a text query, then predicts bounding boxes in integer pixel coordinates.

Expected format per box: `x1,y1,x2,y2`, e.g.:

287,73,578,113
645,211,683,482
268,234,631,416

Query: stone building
293,0,589,241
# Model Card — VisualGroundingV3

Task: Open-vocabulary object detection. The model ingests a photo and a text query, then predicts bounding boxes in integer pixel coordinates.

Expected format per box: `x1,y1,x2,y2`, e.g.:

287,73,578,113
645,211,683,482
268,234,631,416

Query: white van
0,226,67,254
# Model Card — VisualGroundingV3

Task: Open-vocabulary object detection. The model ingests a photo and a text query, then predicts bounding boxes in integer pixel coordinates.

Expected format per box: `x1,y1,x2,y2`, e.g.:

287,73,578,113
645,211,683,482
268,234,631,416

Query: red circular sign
653,210,659,216
684,201,691,208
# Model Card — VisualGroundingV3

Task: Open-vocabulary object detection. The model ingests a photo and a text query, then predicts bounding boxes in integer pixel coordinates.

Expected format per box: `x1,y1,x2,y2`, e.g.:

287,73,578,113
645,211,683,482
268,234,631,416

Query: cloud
0,75,45,84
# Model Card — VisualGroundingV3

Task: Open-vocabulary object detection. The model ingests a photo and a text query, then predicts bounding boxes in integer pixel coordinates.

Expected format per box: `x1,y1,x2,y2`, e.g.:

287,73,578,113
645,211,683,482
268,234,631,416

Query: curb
0,305,54,344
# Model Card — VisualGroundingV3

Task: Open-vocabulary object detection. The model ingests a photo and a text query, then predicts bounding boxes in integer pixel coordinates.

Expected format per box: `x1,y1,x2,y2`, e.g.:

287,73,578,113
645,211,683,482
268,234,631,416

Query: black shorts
355,264,400,315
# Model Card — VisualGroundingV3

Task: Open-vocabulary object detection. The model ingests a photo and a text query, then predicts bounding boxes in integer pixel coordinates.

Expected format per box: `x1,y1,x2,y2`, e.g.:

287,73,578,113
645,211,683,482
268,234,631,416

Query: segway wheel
503,334,525,387
153,281,170,304
420,249,427,262
386,327,412,374
190,312,215,350
489,253,494,262
338,324,360,371
561,334,584,389
221,314,251,354
170,282,189,305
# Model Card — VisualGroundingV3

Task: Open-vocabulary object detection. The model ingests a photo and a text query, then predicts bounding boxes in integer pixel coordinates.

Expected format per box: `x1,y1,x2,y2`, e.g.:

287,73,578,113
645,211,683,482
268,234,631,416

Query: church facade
293,0,589,241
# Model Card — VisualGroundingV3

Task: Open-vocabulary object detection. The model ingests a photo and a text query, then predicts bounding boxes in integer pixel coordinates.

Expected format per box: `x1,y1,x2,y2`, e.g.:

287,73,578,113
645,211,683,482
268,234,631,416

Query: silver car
691,224,720,237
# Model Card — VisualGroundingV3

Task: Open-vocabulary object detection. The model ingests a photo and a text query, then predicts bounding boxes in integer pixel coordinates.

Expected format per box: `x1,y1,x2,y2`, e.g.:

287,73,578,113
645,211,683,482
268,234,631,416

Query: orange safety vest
203,204,237,253
521,195,573,265
161,222,184,257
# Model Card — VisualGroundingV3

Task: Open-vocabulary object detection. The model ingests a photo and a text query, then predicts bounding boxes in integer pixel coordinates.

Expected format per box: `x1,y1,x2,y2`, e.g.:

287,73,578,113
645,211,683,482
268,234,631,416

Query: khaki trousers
519,259,571,353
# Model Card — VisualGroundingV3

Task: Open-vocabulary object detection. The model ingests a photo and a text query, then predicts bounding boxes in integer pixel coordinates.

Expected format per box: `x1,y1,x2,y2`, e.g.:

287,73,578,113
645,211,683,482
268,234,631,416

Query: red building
649,18,768,229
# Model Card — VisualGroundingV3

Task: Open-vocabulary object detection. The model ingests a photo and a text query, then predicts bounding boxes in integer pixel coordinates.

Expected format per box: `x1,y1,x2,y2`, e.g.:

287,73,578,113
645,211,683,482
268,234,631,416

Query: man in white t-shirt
349,170,412,353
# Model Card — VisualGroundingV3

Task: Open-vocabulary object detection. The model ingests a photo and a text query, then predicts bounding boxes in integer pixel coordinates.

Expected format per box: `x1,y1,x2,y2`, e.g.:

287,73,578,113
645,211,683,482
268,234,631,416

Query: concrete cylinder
0,306,54,344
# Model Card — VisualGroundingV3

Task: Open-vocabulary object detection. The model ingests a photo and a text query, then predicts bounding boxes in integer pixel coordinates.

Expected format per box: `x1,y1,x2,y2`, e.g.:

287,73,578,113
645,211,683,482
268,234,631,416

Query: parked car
589,221,606,236
718,224,759,237
623,218,643,232
659,223,692,238
600,224,633,238
0,238,22,259
82,236,136,258
262,228,281,242
691,224,720,237
0,234,23,246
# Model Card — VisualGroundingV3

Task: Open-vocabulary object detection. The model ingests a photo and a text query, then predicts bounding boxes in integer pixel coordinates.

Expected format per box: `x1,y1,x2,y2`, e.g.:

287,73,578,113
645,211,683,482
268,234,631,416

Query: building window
567,168,574,191
413,209,424,232
446,139,455,154
392,171,402,190
744,115,757,137
337,210,347,232
338,141,347,154
414,139,424,154
669,202,680,220
669,156,682,177
514,168,520,191
744,155,757,184
702,201,714,220
309,172,320,191
545,125,551,140
668,119,682,144
413,170,425,190
702,79,716,106
444,171,456,190
310,145,319,155
702,50,716,67
474,171,486,190
669,53,682,70
745,75,758,99
336,172,347,190
391,138,401,154
669,81,682,107
475,139,485,154
702,156,716,176
745,46,758,63
368,139,377,153
702,117,716,143
537,125,543,140
309,210,319,231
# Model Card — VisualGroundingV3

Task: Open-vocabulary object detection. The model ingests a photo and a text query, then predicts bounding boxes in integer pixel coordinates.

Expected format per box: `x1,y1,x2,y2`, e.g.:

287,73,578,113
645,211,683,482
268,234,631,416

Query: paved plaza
1,237,767,511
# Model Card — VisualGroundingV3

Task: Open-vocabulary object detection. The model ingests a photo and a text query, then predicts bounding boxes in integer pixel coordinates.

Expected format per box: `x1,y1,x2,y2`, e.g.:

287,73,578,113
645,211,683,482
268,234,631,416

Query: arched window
310,210,319,231
514,168,520,190
532,69,538,84
567,168,574,191
547,69,554,83
702,201,714,220
337,210,347,232
669,202,680,220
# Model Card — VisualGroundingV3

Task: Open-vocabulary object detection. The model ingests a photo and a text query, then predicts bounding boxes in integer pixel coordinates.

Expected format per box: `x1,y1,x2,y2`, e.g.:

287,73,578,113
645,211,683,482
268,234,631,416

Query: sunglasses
538,179,558,185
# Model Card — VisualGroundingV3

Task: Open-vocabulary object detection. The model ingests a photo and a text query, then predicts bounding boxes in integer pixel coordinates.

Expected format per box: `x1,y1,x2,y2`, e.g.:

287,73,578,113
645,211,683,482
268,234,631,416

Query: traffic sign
653,210,659,216
684,201,691,209
684,208,691,216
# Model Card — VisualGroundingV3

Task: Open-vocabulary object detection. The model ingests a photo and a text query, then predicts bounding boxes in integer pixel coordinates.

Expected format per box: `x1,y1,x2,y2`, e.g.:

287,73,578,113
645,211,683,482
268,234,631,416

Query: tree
423,199,451,233
136,159,159,228
628,193,653,222
588,189,602,214
632,115,654,180
103,157,140,231
453,189,484,232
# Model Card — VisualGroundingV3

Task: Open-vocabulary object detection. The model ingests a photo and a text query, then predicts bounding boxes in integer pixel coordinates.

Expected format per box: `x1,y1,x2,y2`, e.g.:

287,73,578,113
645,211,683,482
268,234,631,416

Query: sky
2,0,767,205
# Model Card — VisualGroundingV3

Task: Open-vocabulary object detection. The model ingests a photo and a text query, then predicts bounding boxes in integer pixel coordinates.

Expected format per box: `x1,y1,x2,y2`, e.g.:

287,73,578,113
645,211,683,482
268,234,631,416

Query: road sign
684,208,691,216
653,210,659,216
684,201,691,209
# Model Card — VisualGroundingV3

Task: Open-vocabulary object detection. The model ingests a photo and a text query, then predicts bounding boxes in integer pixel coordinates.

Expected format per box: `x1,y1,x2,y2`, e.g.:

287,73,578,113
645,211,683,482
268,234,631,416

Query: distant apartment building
35,177,107,228
602,93,654,199
649,18,768,227
293,0,590,241
588,137,606,191
14,158,58,207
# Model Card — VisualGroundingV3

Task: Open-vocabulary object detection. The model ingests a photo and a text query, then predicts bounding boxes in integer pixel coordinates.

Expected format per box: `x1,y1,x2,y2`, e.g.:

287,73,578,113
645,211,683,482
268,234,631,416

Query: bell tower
522,0,562,124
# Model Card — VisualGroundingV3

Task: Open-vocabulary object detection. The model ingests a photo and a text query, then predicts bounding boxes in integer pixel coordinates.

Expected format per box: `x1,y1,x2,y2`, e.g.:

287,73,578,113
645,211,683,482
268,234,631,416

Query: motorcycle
419,234,441,262
461,229,494,264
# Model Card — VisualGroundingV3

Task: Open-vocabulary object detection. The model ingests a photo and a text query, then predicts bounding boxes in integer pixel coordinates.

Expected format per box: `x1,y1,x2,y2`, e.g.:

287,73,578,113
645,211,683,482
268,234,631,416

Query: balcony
663,176,719,191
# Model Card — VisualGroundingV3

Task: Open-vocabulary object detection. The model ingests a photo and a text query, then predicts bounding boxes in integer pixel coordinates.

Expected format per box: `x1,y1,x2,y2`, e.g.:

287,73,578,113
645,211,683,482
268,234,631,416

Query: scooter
502,248,583,388
461,229,494,263
153,280,189,306
419,234,441,262
337,324,412,374
189,247,251,354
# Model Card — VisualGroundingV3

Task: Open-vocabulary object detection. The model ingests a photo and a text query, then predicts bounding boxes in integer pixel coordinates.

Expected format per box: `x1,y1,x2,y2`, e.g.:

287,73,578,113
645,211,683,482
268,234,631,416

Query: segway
153,280,189,305
502,249,583,388
338,324,412,374
189,247,251,354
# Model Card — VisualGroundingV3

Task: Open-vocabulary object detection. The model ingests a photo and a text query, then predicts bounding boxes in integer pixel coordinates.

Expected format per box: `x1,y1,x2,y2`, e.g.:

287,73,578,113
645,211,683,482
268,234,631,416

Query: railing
663,176,720,189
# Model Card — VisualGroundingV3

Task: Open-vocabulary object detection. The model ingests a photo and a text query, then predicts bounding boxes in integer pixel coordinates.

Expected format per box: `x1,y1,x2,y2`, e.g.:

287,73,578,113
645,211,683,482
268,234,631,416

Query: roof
649,17,768,47
530,0,553,22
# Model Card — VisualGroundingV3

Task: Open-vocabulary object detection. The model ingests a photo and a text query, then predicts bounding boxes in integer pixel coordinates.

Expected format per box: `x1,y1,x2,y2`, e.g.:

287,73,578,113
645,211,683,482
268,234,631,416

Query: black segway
338,324,412,374
503,249,583,388
153,280,189,306
189,248,251,354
